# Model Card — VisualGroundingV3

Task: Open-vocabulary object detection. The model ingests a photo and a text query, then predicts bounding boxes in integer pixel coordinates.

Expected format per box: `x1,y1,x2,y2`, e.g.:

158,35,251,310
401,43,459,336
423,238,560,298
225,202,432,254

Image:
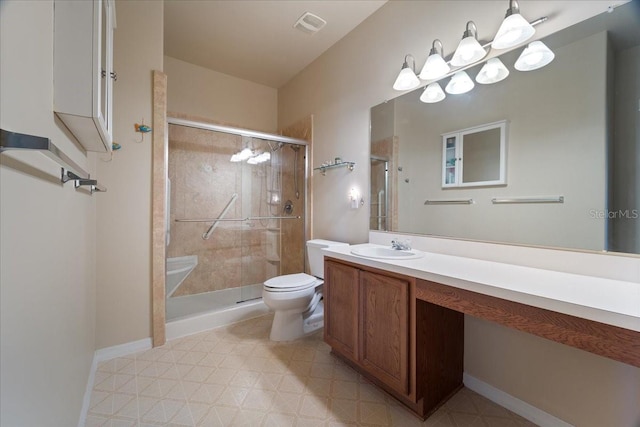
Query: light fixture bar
421,15,547,83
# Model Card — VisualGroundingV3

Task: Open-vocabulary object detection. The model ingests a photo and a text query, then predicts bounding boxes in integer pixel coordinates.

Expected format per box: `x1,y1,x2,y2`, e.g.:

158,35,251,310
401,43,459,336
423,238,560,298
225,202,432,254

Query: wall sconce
392,54,420,91
419,39,450,80
451,21,487,67
514,41,555,71
350,188,363,209
492,0,536,50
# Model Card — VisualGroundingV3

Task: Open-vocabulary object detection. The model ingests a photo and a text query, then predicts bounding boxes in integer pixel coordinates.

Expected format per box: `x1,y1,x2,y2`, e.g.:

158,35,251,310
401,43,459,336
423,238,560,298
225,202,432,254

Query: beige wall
278,0,621,244
278,1,639,425
164,56,278,133
0,1,97,425
95,0,164,349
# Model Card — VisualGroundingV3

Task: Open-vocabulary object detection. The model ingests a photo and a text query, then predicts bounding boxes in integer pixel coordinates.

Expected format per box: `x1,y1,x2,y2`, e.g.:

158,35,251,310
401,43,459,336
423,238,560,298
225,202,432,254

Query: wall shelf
314,161,355,176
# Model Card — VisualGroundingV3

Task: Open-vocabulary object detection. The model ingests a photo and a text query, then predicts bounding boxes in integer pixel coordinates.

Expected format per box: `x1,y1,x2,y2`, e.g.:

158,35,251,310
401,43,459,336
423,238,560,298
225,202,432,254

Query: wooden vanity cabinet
324,260,360,363
359,270,410,396
324,258,464,419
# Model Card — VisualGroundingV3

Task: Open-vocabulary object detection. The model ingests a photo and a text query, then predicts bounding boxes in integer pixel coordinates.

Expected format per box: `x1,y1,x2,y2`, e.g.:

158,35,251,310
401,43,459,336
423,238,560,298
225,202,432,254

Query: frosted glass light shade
238,147,253,160
451,37,487,66
445,71,474,94
492,13,535,49
419,53,450,80
476,58,510,84
420,82,446,103
515,41,555,71
393,67,420,91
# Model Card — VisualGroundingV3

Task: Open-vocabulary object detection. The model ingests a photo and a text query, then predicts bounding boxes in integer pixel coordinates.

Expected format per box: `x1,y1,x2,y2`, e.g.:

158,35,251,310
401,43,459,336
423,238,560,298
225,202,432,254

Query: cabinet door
53,0,115,152
98,0,115,140
360,271,409,395
442,135,459,187
324,260,359,362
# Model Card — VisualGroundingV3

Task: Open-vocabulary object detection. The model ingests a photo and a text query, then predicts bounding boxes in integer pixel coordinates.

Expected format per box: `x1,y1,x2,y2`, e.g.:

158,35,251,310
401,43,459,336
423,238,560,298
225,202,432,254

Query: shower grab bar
424,199,474,205
202,193,238,240
0,129,106,193
491,196,564,204
176,215,301,223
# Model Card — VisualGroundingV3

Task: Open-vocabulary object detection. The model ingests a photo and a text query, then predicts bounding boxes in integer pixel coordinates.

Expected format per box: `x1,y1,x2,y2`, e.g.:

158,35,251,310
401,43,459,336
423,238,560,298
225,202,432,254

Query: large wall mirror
370,2,640,255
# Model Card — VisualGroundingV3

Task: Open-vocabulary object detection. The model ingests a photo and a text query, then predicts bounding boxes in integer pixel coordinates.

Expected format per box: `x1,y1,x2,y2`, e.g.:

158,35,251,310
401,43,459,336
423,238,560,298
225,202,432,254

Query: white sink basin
350,246,424,260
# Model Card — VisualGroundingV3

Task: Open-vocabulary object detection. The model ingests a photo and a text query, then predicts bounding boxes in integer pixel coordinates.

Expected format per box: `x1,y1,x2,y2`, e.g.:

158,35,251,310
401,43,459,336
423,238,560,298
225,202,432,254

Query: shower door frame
151,110,310,346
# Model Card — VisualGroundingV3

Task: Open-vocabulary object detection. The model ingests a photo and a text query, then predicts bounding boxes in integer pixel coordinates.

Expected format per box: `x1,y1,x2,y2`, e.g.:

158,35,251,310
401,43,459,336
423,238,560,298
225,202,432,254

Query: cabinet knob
110,71,117,81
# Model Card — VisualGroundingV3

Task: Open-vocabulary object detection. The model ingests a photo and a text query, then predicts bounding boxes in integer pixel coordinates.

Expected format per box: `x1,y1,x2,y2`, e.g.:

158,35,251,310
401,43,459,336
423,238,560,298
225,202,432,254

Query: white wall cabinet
441,120,507,188
54,0,116,153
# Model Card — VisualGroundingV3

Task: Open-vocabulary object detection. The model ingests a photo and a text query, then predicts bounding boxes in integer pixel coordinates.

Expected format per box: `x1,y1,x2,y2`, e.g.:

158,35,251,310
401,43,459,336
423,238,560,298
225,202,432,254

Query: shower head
290,144,301,151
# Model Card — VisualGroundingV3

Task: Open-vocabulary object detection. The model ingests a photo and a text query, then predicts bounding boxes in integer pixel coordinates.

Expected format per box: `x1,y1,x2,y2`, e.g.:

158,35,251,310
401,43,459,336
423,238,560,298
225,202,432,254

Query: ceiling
164,0,387,89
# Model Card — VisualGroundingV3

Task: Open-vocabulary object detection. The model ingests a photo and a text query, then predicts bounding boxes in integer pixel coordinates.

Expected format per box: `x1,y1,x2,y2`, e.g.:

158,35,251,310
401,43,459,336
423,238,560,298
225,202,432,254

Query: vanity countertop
323,244,640,332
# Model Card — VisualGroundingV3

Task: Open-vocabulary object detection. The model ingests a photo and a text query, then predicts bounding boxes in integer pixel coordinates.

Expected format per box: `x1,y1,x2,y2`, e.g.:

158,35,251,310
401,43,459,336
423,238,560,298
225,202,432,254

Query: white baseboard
77,354,98,427
77,338,152,427
463,373,573,427
95,337,152,363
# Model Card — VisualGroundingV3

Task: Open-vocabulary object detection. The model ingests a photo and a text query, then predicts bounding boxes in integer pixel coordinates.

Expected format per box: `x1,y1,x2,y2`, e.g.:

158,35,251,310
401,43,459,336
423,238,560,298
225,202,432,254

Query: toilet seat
264,273,318,292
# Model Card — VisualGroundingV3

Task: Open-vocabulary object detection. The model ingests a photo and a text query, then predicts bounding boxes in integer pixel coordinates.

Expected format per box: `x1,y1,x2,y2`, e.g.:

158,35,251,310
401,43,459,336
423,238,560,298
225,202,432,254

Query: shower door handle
202,193,238,240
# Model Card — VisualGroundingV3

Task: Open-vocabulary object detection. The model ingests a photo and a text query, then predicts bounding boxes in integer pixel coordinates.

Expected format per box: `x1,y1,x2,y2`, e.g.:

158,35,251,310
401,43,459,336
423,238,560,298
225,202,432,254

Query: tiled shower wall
167,123,305,296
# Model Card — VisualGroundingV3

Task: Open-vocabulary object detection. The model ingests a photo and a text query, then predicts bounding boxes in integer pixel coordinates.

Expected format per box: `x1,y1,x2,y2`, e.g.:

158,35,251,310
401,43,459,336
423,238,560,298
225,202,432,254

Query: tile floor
85,315,537,426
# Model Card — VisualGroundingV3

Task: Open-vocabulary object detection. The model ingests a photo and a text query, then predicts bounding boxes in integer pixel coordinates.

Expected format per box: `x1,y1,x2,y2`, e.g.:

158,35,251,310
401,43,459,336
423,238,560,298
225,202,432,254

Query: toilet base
269,301,324,342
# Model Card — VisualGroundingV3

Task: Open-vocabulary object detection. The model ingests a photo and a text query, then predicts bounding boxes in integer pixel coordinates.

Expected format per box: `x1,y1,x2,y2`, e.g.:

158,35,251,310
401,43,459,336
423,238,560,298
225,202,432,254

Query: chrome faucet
391,239,411,250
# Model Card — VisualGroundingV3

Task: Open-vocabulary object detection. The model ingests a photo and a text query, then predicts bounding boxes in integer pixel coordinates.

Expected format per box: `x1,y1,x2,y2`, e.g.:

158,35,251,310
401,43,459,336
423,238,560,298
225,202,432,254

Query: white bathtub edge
166,300,270,341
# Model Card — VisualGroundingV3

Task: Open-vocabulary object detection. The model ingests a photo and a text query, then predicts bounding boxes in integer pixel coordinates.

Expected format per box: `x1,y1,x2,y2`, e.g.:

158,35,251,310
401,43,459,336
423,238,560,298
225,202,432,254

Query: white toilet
262,239,348,341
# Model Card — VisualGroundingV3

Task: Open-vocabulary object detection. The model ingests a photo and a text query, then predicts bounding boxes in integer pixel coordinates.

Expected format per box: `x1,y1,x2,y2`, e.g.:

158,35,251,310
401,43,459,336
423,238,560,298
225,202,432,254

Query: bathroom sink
350,246,424,260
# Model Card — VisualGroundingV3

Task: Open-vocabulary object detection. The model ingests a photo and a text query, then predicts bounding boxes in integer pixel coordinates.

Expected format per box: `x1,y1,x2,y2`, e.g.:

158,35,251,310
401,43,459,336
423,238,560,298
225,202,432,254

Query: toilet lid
264,273,317,292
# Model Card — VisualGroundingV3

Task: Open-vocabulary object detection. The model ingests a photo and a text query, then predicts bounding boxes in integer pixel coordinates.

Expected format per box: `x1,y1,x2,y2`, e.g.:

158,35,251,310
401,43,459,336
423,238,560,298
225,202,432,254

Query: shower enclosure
166,119,307,321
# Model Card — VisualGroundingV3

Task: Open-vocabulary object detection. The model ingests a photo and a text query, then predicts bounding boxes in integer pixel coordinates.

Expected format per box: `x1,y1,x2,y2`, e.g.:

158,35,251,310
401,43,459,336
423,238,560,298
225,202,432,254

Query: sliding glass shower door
166,123,306,320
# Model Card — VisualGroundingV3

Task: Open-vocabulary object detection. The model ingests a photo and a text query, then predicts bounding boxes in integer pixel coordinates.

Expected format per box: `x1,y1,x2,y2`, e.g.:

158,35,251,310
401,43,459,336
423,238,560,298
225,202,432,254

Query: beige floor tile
270,390,303,414
262,412,296,427
298,394,329,420
83,315,538,427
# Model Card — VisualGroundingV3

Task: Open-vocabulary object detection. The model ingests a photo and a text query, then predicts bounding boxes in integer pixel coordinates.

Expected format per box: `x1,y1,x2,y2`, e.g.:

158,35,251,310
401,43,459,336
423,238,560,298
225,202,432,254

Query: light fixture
451,21,487,67
230,148,271,164
239,147,253,160
419,39,450,80
445,71,474,94
492,0,536,49
393,54,420,91
420,82,446,103
349,188,362,209
247,152,271,164
476,58,510,84
514,40,554,71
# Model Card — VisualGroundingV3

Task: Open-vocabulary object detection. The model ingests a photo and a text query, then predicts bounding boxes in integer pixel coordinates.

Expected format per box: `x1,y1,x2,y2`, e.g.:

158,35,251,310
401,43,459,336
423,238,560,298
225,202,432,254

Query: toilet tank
306,239,349,278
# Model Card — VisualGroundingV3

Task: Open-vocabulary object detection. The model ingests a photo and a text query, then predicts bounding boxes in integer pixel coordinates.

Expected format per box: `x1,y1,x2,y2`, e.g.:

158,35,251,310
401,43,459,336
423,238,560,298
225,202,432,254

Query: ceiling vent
294,12,327,35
